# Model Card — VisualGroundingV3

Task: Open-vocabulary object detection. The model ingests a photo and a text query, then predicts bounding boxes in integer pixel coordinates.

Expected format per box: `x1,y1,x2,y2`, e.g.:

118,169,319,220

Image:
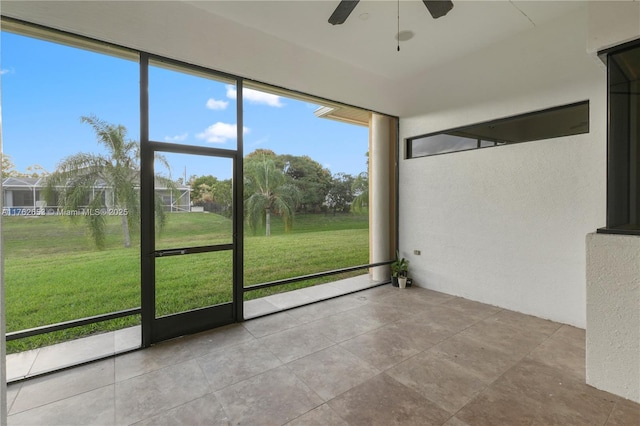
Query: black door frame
140,54,244,347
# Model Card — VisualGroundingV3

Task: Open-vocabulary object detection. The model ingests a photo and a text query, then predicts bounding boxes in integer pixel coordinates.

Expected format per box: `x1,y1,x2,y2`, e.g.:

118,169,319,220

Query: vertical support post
139,54,154,347
370,113,392,281
233,79,244,322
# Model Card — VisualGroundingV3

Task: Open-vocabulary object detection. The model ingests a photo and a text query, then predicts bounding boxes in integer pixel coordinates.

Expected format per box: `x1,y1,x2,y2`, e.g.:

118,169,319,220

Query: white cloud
196,122,249,144
206,98,228,110
226,85,284,107
1,69,12,75
164,133,188,142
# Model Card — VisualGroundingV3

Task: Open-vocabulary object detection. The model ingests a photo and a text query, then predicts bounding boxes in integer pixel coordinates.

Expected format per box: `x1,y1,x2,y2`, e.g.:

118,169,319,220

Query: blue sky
1,31,369,181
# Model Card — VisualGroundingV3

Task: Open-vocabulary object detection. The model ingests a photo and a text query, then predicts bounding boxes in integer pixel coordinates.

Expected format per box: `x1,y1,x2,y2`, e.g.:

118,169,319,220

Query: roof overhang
314,105,370,127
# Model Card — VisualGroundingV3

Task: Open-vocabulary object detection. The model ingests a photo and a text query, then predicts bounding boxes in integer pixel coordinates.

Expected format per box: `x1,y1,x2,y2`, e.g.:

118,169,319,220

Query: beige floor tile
392,316,457,348
242,310,298,338
606,397,640,426
259,324,334,363
456,385,552,425
488,358,618,425
6,383,21,414
8,287,638,426
460,378,629,426
551,324,586,348
328,373,450,426
115,359,211,425
486,308,561,336
287,345,379,401
526,326,586,380
181,323,256,358
339,323,422,371
431,333,521,382
214,365,323,425
197,339,282,391
371,288,442,312
8,385,115,426
458,317,551,357
349,283,396,302
386,350,488,414
403,303,483,334
442,297,503,319
397,287,455,306
10,359,114,415
133,393,231,425
442,416,472,426
115,338,195,382
348,301,406,324
305,309,386,343
285,404,349,426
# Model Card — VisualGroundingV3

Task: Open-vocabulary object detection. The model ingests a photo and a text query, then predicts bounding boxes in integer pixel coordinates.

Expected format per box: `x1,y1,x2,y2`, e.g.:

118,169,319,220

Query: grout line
25,348,39,378
8,381,115,417
5,382,22,417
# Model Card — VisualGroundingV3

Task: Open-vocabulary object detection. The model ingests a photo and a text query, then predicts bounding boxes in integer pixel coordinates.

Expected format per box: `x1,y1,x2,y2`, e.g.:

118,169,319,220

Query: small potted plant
390,251,409,288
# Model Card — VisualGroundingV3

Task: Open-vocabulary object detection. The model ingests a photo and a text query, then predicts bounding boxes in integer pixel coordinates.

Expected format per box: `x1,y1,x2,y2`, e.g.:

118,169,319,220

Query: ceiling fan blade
422,0,454,19
328,0,360,25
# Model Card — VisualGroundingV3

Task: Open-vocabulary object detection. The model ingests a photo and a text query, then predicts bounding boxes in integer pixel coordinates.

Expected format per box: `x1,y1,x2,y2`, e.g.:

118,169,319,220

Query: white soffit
314,105,370,126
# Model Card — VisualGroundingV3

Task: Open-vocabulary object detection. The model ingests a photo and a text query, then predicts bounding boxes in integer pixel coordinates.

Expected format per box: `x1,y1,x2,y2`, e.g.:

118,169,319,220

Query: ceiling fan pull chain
397,0,400,51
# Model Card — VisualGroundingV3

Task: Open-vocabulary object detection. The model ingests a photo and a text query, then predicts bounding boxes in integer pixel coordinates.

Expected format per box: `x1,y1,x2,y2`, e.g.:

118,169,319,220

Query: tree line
191,149,368,223
12,116,368,247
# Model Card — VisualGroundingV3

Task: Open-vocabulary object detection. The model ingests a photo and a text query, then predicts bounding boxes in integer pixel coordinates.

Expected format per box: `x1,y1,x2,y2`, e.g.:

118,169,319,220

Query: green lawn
4,212,368,352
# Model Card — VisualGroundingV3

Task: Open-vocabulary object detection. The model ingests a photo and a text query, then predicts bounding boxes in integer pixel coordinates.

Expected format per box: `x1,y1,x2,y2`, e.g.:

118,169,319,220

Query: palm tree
351,171,369,213
45,115,167,248
244,155,300,236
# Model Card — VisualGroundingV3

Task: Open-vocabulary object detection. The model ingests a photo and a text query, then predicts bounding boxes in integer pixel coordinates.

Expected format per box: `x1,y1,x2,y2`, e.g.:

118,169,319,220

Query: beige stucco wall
584,0,640,403
399,7,604,328
586,233,640,403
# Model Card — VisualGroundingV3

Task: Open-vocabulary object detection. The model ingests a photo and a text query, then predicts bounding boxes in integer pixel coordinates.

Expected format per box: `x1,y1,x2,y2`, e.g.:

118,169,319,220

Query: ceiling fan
329,0,454,25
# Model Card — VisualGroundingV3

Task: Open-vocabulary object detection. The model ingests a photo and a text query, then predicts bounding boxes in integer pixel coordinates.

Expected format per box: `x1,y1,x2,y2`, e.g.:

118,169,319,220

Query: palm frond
351,189,369,213
85,192,107,249
246,193,268,235
46,116,146,248
154,194,167,234
81,115,131,159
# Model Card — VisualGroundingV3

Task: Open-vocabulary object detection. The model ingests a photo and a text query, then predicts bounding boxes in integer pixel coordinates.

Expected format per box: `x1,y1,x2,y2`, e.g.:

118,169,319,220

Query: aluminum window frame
406,101,590,159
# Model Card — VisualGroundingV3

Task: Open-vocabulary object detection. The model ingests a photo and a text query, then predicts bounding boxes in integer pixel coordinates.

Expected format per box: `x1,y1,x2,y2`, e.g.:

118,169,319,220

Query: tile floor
7,275,381,381
7,285,640,425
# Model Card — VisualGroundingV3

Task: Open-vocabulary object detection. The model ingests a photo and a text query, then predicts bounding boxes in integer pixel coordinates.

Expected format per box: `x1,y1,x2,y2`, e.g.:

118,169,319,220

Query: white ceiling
186,0,586,82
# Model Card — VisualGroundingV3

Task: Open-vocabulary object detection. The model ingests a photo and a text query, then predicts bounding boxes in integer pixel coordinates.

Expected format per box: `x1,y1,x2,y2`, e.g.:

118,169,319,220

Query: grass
4,211,369,352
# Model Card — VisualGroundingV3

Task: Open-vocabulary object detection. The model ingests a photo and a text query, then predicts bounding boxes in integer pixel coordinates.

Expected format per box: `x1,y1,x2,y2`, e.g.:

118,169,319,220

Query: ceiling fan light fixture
395,30,415,42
